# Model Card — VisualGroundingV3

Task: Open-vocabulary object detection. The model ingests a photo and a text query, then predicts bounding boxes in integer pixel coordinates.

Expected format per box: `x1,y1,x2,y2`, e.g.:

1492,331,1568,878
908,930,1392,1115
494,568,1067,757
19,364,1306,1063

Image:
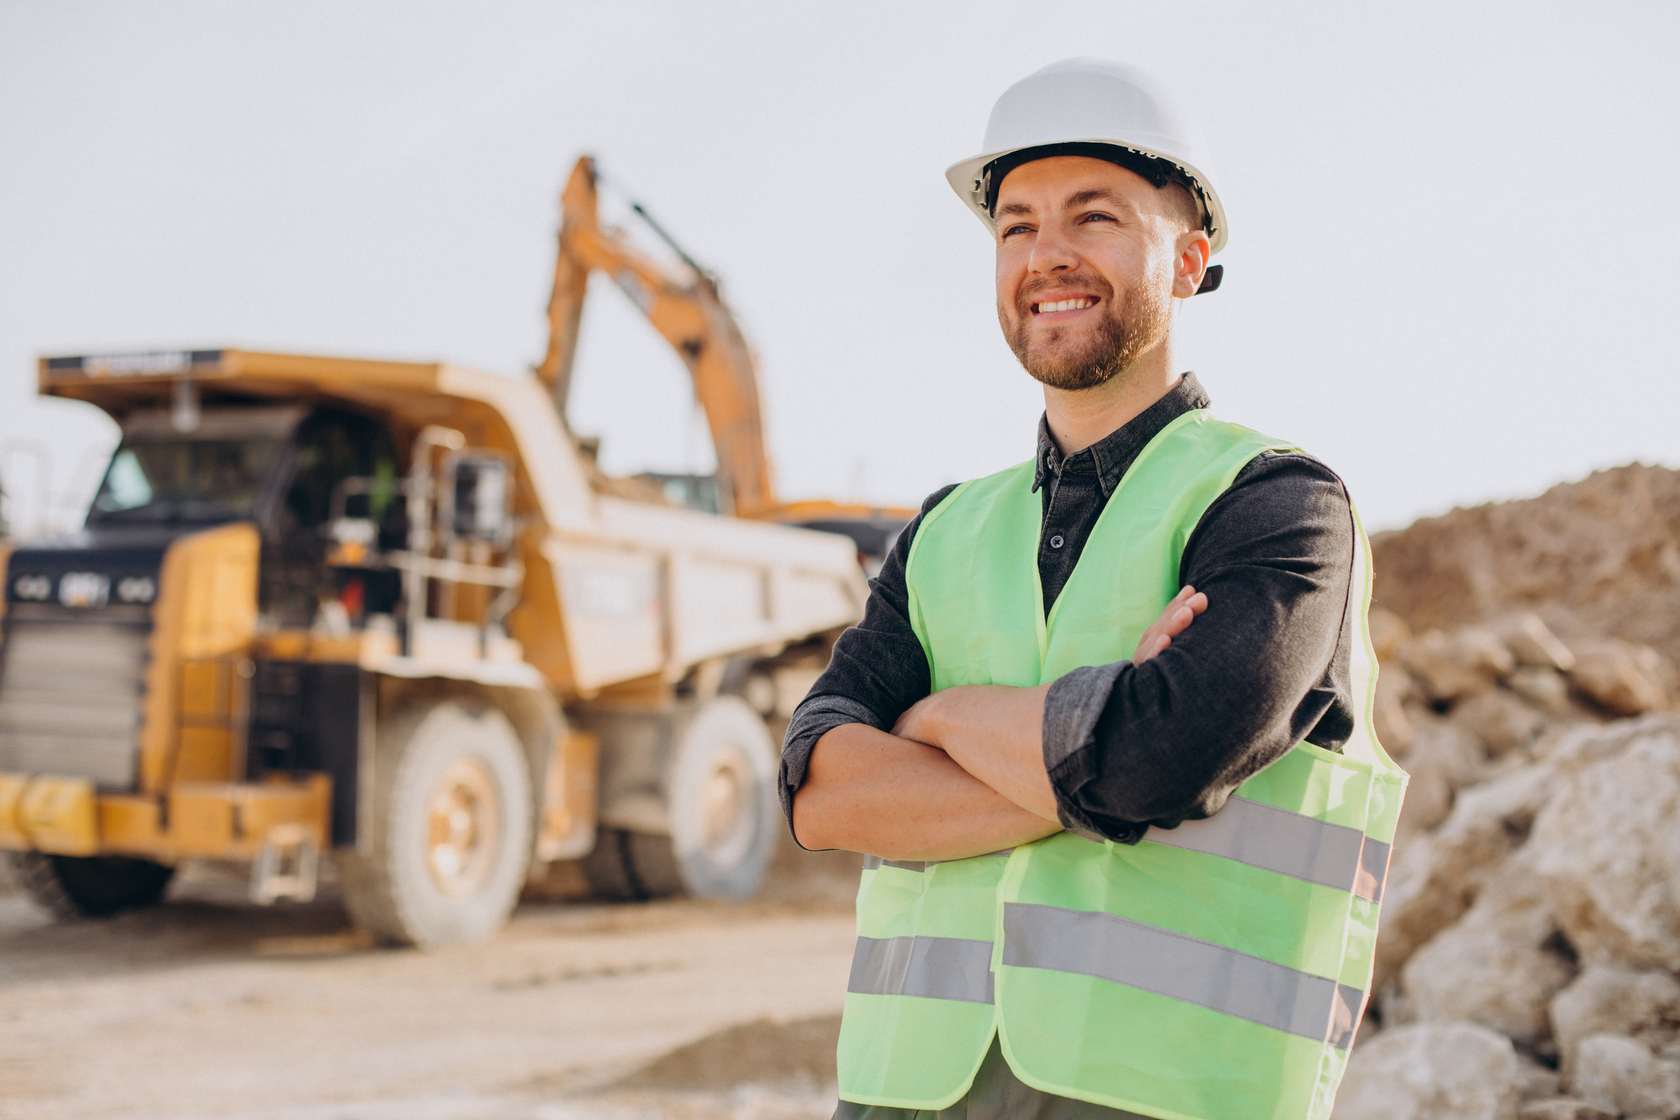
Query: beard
1000,271,1173,391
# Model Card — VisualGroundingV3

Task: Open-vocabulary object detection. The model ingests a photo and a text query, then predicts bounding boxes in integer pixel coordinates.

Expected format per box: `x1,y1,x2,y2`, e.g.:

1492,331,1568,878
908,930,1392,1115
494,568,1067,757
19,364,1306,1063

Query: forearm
905,684,1059,821
777,483,961,838
791,723,1061,860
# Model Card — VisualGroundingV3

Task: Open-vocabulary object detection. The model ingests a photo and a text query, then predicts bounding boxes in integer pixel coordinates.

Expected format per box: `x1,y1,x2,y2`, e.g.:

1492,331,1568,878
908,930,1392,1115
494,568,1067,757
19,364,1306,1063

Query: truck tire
667,695,780,899
579,826,685,901
341,700,533,948
6,851,174,919
581,696,779,903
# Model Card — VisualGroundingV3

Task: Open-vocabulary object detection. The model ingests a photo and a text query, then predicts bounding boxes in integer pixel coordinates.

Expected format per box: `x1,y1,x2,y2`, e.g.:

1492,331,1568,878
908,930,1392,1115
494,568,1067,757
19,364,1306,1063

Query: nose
1028,220,1079,275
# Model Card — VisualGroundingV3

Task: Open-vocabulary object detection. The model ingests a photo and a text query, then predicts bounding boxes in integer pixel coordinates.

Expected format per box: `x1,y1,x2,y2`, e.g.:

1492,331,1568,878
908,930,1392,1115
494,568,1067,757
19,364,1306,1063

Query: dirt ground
0,842,865,1120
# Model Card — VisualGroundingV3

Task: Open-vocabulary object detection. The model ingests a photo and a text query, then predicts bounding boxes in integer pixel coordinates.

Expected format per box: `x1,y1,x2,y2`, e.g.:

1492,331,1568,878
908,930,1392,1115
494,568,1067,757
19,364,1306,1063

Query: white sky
2,1,1676,534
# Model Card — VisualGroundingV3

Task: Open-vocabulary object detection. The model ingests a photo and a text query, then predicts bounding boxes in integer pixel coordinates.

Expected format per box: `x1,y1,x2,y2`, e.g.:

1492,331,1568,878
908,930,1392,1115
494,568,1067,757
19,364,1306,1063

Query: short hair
983,142,1207,234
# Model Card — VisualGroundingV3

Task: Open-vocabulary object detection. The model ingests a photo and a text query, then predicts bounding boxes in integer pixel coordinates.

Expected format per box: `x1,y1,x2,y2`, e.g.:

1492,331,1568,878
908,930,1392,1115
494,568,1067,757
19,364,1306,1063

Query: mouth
1029,296,1099,317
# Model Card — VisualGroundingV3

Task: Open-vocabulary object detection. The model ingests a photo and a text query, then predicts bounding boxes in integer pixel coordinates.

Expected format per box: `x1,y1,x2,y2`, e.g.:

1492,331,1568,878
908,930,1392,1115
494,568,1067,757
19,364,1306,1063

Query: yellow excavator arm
535,156,775,518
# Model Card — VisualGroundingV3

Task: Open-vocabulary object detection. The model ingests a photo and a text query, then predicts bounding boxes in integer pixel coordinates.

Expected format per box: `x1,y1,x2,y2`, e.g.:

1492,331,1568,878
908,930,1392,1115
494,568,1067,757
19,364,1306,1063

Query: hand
892,688,952,747
794,723,1063,858
890,684,1058,821
1133,585,1207,664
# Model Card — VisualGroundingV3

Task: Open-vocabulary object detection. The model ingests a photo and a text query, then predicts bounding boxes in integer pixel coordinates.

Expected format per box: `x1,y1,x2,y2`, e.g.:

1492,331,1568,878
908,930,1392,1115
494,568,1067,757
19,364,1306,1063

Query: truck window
259,408,400,628
88,438,287,524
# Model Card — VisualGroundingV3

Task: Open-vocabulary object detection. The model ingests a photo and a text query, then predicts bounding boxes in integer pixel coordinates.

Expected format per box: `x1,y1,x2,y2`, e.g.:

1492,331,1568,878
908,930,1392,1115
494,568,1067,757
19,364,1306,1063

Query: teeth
1034,298,1095,313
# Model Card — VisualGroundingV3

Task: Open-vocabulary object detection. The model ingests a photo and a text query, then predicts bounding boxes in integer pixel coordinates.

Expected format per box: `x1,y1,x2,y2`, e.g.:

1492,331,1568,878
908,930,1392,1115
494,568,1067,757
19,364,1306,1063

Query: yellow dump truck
0,177,871,945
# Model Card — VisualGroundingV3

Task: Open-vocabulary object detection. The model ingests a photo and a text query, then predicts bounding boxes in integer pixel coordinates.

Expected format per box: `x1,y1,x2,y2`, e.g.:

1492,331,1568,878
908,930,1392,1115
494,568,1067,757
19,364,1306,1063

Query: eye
1079,211,1117,224
1001,223,1033,239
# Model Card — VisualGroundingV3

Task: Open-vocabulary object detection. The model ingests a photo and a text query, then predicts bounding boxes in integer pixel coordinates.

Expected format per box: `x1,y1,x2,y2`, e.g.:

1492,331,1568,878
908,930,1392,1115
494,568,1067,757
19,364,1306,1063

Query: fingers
1157,589,1207,637
1161,591,1208,636
1134,587,1207,664
1172,586,1207,617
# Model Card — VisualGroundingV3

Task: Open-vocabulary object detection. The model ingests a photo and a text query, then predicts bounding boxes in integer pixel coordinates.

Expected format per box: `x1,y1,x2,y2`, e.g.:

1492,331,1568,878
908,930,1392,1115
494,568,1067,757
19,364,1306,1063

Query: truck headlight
58,572,111,609
116,576,157,604
12,575,52,601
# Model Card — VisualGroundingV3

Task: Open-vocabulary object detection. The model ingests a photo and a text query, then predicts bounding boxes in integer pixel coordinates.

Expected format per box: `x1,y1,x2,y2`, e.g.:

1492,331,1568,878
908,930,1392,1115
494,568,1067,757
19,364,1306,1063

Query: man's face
993,155,1199,391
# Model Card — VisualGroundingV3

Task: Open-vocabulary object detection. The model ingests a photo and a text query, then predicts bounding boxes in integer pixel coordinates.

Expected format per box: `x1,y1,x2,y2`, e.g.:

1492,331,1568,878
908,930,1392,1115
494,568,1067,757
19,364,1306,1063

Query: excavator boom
536,157,775,518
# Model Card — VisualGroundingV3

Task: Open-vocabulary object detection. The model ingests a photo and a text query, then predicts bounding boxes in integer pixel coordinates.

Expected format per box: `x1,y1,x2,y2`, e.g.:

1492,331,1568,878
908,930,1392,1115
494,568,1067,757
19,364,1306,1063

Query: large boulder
1406,628,1515,703
1569,640,1672,717
1455,689,1547,758
1570,1033,1680,1118
1529,721,1680,970
1507,666,1572,716
1396,855,1574,1044
1333,1022,1521,1120
1549,965,1680,1083
1502,614,1577,673
1395,715,1487,834
1375,760,1558,989
1535,713,1675,772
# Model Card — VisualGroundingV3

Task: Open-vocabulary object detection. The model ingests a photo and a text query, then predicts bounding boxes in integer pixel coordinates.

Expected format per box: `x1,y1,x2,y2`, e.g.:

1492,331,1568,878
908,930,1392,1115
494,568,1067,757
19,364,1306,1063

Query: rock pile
1336,606,1680,1120
1368,464,1680,666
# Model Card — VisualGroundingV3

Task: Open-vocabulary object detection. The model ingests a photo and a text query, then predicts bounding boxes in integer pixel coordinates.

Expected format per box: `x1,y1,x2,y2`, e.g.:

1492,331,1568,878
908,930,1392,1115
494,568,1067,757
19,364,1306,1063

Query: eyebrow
996,188,1135,219
1063,188,1131,210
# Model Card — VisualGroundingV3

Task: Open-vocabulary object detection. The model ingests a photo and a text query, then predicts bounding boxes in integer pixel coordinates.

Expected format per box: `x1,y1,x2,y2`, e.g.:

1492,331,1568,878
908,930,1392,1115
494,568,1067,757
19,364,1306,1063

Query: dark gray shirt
780,373,1357,844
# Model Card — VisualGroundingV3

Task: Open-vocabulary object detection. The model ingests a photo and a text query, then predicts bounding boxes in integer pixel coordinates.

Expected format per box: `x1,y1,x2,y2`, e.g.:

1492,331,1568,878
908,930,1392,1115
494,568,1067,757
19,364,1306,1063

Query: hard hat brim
944,140,1228,255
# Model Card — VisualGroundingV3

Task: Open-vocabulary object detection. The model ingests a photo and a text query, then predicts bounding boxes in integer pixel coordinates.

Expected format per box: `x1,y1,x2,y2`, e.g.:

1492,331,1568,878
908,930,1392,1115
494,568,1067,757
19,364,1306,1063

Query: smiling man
782,59,1406,1120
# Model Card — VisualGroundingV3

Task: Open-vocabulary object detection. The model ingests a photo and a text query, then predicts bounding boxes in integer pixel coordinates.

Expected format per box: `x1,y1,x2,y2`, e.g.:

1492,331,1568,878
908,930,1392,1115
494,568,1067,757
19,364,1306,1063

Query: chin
1028,341,1105,375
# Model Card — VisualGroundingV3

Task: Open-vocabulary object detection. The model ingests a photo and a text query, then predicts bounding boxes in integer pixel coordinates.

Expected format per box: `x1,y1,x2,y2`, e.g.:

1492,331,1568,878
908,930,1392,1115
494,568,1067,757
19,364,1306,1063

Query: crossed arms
791,588,1207,860
782,452,1358,861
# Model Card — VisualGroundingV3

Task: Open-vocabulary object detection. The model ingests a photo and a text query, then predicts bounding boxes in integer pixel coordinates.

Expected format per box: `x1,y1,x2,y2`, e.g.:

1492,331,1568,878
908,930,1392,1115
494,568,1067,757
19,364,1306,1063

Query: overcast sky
2,1,1675,535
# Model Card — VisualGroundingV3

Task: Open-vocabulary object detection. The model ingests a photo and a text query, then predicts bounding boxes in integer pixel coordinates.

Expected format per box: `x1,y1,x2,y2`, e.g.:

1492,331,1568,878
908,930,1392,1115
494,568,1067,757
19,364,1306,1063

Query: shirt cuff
778,695,886,847
1043,662,1150,842
1042,662,1125,771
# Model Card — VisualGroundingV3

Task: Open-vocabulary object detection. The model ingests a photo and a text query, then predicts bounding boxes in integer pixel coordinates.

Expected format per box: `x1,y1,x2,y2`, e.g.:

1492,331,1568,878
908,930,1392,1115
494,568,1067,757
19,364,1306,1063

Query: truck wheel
667,695,779,899
341,700,533,948
6,851,174,919
579,826,684,902
578,696,778,903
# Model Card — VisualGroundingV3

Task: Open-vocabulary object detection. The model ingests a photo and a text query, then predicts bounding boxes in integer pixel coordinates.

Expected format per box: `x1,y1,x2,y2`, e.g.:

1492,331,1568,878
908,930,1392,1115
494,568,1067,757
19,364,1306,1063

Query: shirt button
1049,535,1065,549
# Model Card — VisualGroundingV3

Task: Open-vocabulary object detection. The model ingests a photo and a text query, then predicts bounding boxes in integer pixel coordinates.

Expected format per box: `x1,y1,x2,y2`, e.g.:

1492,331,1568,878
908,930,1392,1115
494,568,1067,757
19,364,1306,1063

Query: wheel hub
425,757,501,898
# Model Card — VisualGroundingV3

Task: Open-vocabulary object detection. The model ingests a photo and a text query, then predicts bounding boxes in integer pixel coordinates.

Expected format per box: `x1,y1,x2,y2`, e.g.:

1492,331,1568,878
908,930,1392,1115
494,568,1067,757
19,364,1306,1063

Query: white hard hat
945,58,1229,257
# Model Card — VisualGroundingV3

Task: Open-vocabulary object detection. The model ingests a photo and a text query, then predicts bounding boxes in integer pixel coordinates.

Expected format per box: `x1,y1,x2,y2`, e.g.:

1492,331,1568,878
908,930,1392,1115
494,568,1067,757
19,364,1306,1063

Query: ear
1171,230,1212,299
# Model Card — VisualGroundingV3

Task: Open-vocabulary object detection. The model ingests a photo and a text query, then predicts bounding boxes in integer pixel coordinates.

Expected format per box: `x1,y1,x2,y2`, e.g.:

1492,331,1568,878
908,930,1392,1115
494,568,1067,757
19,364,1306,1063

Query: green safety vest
836,409,1406,1120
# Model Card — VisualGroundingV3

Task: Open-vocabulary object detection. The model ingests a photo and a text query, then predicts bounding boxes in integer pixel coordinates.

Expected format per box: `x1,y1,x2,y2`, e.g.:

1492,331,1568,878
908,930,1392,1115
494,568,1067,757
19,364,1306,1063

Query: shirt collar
1032,372,1213,496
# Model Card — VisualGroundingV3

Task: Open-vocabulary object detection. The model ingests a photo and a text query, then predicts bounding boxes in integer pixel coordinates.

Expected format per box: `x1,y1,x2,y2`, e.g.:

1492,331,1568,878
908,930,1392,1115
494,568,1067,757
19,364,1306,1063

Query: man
781,59,1406,1120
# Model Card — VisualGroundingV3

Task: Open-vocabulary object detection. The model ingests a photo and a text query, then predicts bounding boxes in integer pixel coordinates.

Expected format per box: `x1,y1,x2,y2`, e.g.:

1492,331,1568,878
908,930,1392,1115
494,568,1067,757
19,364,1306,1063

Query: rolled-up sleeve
778,486,957,834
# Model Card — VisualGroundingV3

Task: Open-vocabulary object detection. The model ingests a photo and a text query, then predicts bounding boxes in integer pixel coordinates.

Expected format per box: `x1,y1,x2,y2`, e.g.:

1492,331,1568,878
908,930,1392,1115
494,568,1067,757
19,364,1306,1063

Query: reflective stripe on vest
1142,797,1392,904
1001,902,1364,1049
849,934,996,1003
836,410,1407,1118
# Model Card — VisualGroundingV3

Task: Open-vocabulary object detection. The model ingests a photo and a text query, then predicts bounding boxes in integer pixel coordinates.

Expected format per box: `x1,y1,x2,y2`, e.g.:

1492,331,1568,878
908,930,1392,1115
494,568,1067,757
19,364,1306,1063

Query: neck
1042,335,1179,456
